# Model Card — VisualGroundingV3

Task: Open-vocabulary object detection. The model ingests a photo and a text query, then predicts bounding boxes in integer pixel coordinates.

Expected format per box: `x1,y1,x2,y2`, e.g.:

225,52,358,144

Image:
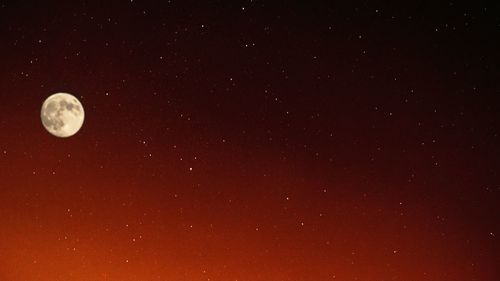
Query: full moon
41,93,85,138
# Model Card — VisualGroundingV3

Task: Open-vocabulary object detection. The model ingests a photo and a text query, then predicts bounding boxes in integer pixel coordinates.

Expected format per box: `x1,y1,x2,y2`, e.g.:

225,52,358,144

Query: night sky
0,1,499,280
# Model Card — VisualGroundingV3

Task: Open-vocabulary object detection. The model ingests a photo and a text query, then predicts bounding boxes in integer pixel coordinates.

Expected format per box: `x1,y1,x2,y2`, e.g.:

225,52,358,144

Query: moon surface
41,93,85,138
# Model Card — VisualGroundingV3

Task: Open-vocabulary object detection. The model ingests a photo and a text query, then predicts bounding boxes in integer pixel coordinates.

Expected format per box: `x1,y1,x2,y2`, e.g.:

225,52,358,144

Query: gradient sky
0,1,499,280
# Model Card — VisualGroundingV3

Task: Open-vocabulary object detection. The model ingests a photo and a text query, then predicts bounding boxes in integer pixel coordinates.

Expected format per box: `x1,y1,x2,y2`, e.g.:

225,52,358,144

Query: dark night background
0,1,499,280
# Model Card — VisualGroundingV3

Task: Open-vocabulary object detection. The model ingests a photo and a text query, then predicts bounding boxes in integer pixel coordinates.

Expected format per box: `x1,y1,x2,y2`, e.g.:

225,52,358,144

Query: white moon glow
41,93,85,138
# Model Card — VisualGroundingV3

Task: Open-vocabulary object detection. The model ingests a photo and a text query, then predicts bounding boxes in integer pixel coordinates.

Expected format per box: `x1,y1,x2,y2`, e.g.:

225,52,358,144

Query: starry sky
0,1,499,280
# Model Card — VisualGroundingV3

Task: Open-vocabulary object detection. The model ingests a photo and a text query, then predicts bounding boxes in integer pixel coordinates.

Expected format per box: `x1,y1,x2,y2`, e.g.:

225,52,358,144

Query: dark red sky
0,1,499,280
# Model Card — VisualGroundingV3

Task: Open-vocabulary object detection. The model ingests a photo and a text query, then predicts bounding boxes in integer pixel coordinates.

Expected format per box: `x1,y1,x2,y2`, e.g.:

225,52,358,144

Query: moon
41,93,85,138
